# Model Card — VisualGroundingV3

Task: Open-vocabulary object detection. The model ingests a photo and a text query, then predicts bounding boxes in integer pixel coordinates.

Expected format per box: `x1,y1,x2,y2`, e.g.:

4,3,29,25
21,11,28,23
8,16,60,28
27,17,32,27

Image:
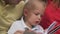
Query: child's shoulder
12,20,22,26
14,20,22,23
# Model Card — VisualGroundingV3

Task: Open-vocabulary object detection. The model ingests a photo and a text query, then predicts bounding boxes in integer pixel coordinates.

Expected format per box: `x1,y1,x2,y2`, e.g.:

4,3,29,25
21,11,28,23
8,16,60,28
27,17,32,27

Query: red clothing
40,0,60,34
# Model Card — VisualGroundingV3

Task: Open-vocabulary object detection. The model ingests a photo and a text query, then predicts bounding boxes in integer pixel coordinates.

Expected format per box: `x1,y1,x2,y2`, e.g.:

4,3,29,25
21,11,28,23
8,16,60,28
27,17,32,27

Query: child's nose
38,15,41,20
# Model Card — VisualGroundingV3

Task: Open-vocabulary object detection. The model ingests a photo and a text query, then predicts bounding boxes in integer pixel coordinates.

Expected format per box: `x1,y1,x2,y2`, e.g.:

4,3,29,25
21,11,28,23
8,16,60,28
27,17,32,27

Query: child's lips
35,21,40,24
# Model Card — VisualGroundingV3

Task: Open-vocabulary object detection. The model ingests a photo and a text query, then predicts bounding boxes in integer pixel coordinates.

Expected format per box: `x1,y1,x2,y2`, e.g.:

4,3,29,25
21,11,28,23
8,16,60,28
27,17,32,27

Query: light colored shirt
8,17,44,34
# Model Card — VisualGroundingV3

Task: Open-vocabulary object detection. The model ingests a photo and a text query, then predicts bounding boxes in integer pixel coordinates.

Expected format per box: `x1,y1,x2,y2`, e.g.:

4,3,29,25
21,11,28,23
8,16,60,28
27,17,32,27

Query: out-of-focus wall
0,0,28,34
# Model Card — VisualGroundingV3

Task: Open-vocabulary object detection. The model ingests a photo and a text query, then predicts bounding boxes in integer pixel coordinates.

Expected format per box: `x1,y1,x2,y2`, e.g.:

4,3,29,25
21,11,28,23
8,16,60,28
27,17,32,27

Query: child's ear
24,9,28,17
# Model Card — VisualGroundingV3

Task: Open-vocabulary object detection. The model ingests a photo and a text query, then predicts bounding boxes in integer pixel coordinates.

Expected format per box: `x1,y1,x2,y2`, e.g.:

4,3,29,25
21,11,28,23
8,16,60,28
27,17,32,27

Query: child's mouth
35,21,40,24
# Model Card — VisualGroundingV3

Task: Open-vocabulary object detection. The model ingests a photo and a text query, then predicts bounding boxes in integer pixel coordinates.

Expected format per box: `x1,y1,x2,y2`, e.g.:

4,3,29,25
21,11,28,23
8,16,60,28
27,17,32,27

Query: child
8,0,46,34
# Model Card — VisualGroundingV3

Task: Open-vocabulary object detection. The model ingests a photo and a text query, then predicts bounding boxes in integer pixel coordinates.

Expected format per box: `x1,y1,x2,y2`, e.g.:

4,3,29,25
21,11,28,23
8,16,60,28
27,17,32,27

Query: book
45,21,57,34
24,21,60,34
32,21,59,34
48,25,60,34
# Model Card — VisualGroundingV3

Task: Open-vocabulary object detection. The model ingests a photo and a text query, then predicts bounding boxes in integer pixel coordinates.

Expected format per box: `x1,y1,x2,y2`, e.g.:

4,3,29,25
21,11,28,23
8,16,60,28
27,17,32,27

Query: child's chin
33,24,38,26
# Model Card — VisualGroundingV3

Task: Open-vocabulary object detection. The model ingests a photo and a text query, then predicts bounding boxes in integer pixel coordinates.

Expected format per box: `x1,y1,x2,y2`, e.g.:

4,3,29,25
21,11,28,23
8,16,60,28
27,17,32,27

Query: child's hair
18,0,47,20
23,0,47,12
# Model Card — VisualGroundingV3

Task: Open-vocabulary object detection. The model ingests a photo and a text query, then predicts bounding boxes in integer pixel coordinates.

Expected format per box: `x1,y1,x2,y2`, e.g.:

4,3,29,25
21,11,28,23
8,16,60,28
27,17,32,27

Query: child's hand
14,30,24,34
14,30,36,34
14,29,43,34
23,29,36,34
36,32,43,34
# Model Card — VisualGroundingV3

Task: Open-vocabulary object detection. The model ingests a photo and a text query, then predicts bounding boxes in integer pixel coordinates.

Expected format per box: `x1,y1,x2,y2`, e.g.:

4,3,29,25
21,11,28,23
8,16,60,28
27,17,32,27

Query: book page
44,21,57,34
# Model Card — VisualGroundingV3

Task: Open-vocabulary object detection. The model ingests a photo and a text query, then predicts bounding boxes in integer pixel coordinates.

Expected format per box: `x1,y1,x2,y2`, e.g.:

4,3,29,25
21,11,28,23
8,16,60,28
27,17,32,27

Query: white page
44,21,57,34
30,21,57,34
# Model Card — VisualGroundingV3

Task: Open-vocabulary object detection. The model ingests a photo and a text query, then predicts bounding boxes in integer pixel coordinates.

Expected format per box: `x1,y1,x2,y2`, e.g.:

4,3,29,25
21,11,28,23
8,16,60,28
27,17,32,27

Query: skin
24,0,45,28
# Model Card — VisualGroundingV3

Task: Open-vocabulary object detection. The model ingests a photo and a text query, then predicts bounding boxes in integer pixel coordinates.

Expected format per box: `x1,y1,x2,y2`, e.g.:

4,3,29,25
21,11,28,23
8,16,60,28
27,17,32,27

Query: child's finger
14,30,24,34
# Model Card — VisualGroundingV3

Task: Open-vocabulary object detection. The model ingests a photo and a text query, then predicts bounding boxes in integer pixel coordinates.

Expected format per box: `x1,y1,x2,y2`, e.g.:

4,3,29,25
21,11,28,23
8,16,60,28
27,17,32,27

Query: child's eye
40,15,43,17
34,12,40,16
35,13,39,15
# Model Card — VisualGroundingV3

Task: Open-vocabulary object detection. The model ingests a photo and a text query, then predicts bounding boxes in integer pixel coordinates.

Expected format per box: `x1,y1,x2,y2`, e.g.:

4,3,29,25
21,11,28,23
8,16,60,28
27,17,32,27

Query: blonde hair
23,0,46,12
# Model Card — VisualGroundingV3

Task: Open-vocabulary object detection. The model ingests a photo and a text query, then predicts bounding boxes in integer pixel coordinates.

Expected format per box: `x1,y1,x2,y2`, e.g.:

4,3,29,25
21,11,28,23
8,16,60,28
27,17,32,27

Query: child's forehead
29,6,45,15
28,4,45,13
30,8,44,14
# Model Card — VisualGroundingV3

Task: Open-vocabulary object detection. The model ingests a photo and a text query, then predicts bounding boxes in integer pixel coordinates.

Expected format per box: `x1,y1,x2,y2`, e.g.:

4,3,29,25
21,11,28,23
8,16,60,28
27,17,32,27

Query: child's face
24,1,45,26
